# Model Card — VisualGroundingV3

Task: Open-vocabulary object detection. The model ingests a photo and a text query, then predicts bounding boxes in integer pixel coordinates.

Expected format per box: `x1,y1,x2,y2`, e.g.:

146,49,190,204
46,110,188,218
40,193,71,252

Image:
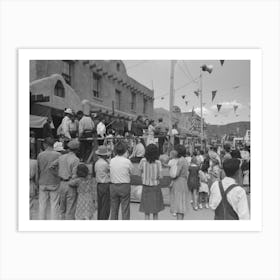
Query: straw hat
53,141,65,152
95,145,111,156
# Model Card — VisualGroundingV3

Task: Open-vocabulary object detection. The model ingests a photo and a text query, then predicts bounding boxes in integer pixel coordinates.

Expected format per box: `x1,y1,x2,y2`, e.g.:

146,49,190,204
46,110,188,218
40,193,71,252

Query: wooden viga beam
83,60,90,65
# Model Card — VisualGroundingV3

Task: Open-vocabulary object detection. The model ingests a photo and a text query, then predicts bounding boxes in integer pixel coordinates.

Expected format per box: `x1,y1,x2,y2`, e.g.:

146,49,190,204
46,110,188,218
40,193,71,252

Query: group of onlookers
30,128,250,220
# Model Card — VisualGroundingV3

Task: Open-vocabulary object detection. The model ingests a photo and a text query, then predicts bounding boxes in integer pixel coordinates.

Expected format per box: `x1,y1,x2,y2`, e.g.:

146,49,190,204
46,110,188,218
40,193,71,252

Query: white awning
30,115,54,128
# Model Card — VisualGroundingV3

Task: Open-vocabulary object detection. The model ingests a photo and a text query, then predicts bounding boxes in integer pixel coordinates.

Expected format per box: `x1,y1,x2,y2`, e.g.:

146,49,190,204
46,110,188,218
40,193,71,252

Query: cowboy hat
64,108,73,115
95,145,111,156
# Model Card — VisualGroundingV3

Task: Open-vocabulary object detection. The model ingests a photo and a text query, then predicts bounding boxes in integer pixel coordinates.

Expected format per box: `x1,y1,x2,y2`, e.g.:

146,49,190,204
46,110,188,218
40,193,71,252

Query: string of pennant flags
154,60,248,118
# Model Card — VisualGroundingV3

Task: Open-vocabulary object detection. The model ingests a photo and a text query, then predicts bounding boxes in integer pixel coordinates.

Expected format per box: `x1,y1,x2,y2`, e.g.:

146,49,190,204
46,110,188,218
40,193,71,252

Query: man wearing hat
209,158,250,220
37,137,61,220
52,139,80,220
77,110,95,162
60,108,73,140
94,146,111,220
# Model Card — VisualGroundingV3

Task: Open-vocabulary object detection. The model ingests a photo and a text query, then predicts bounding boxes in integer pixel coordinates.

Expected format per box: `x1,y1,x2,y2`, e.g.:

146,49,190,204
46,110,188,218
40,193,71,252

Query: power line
182,61,197,84
154,75,200,100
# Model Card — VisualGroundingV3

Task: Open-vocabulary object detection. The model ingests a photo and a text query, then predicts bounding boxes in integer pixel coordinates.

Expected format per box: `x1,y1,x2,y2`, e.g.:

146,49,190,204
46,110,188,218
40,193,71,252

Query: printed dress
69,177,96,220
170,157,189,214
139,158,164,214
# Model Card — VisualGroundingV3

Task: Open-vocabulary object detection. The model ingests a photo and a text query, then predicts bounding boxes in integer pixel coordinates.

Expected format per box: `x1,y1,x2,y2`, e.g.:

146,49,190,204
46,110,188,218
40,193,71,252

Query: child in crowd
139,144,164,220
198,163,210,209
69,164,96,220
168,150,178,187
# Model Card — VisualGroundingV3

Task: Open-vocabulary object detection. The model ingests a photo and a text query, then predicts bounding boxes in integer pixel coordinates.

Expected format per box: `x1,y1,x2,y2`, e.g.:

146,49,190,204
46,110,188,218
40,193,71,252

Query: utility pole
169,60,176,147
200,69,204,150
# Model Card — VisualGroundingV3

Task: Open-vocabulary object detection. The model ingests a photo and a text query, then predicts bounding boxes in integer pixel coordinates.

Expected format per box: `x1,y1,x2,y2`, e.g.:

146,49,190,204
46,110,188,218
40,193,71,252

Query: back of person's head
175,144,186,158
145,144,159,163
201,163,208,172
191,156,198,165
77,110,83,117
186,151,191,157
200,150,204,155
223,158,240,177
212,146,218,153
114,141,127,156
158,118,163,123
76,163,89,178
231,149,241,159
44,137,55,147
224,143,231,153
170,150,178,159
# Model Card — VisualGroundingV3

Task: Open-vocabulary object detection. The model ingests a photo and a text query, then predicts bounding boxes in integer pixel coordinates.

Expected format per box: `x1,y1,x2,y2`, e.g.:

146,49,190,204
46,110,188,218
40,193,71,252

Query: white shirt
61,116,72,139
131,143,145,158
97,122,106,137
79,116,95,136
110,155,133,184
209,177,250,220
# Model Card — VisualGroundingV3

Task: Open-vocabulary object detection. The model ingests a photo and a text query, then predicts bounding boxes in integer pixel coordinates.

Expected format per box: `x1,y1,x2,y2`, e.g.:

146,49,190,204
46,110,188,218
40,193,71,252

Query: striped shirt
139,158,162,186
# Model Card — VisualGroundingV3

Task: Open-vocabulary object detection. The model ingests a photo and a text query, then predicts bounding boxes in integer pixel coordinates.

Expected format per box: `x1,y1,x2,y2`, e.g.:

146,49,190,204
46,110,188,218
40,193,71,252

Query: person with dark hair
209,158,250,220
138,144,164,220
187,156,200,210
42,116,53,138
230,149,241,159
37,137,60,219
69,164,96,220
109,141,133,219
170,144,189,220
154,118,168,155
223,143,232,162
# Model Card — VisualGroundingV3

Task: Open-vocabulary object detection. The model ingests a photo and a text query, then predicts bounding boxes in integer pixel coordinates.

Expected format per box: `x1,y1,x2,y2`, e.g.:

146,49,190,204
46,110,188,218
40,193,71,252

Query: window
115,89,121,110
93,73,101,99
143,97,148,114
62,61,72,85
131,92,136,111
54,80,65,98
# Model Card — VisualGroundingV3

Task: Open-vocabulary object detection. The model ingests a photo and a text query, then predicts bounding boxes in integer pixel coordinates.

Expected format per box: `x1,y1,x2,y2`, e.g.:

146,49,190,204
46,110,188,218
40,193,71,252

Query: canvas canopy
30,74,82,113
30,115,55,128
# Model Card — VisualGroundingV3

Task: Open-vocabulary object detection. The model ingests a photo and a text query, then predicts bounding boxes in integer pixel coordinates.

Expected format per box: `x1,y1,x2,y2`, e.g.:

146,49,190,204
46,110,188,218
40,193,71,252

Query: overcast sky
123,60,250,125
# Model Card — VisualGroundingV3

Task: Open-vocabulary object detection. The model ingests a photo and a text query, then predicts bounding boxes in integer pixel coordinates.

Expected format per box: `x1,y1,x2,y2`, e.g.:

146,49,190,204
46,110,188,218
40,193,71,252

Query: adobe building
30,60,154,130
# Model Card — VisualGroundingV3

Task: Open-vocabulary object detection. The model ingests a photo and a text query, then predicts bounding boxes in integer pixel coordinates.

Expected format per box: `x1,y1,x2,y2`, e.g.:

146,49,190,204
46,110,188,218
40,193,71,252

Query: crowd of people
29,108,250,221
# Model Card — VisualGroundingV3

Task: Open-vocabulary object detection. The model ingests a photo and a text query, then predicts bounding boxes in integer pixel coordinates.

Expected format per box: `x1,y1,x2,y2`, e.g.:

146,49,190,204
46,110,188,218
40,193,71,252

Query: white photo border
18,48,262,232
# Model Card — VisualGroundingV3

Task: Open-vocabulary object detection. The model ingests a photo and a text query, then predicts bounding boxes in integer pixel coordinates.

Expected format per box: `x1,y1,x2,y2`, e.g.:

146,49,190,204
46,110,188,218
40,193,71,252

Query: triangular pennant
185,100,188,106
217,104,222,112
233,85,240,89
233,105,238,113
194,90,199,98
212,90,217,102
220,60,225,66
181,95,186,99
161,97,164,100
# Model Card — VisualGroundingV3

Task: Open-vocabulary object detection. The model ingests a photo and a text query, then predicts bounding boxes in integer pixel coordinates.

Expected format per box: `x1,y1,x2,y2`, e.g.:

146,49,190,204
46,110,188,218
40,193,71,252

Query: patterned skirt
139,185,164,214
